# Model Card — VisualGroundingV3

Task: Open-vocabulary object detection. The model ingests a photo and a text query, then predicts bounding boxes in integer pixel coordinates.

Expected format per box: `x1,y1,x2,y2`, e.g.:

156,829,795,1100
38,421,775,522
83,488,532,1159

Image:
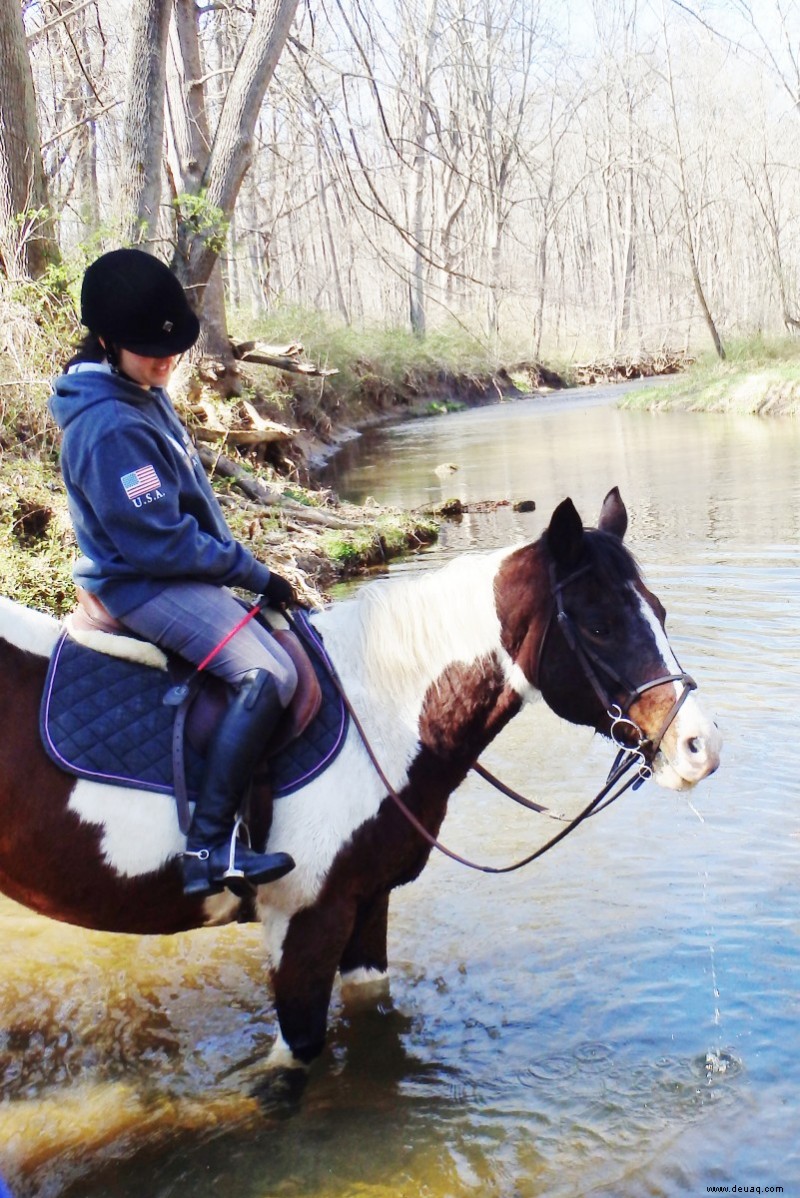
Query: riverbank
618,341,800,416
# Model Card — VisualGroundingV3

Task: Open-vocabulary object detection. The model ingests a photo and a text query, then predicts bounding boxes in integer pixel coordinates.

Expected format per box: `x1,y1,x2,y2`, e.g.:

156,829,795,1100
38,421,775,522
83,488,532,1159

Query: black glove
262,571,297,609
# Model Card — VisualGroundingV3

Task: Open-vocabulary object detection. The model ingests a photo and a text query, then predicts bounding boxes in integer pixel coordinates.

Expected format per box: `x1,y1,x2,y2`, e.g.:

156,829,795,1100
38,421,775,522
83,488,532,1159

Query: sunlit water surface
2,386,799,1196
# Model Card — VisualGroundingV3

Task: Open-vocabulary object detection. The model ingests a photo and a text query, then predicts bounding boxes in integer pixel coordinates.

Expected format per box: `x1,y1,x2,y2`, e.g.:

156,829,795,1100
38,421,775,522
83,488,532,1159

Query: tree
171,0,302,298
660,0,726,359
0,0,58,278
118,0,173,244
111,0,302,372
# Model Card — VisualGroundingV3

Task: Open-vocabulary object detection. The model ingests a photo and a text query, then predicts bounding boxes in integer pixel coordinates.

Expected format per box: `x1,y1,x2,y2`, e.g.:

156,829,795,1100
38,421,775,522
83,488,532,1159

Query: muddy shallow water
2,386,799,1196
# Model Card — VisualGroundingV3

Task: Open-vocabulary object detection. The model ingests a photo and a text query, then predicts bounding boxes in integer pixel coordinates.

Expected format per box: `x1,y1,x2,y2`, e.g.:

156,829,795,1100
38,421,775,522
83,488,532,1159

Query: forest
2,0,800,367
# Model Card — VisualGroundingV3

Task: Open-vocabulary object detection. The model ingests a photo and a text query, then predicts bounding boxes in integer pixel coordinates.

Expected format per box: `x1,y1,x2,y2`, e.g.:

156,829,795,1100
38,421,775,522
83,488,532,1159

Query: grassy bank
618,336,800,416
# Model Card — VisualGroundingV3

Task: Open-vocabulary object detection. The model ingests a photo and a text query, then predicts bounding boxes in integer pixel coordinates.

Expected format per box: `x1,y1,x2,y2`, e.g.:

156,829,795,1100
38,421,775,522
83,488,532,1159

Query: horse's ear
546,497,584,568
598,486,628,540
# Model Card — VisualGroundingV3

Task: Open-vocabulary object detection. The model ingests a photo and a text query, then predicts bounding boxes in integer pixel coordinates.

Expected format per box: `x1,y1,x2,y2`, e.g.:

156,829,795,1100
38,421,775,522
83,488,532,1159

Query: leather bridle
535,562,697,765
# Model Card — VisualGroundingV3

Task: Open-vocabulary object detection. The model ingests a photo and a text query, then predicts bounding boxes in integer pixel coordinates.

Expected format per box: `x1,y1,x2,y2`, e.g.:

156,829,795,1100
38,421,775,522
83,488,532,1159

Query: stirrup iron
220,816,249,880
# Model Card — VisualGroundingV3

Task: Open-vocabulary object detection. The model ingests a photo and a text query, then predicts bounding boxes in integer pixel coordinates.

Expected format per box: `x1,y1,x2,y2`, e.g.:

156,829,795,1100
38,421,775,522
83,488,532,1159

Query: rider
49,247,297,898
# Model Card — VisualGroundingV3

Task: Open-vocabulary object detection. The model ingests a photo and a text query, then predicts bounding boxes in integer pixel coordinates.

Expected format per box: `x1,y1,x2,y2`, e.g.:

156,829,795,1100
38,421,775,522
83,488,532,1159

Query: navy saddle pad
40,610,348,799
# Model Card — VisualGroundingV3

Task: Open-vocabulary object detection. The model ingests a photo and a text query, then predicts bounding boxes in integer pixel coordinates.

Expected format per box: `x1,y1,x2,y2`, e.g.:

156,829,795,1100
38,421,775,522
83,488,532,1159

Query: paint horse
0,489,721,1075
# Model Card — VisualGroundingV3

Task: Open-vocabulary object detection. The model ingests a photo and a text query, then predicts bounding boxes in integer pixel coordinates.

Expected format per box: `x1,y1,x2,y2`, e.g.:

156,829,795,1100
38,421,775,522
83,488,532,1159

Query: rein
284,562,695,874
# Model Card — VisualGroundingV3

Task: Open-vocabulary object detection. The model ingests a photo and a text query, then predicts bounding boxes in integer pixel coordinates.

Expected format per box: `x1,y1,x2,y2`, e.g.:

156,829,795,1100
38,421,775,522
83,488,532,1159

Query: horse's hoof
340,967,391,1008
250,1065,308,1115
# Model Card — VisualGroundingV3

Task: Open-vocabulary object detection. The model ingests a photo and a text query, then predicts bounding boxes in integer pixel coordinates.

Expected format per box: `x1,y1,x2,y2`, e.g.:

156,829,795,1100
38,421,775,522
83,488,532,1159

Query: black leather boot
181,668,295,897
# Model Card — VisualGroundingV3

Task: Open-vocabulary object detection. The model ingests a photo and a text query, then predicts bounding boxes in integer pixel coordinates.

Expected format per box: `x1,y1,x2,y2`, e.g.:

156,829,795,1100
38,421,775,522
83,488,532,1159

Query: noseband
536,562,697,767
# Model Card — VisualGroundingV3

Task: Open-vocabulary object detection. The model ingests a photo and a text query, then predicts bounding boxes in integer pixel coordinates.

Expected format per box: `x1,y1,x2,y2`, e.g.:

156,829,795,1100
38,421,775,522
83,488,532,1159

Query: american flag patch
120,464,161,500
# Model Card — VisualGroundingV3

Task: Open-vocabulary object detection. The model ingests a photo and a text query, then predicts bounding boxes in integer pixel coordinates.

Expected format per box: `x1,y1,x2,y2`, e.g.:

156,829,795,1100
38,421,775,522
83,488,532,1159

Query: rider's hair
64,332,121,372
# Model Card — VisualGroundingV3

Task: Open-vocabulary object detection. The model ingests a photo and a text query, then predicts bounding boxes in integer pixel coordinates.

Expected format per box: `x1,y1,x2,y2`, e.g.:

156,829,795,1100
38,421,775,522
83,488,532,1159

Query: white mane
314,546,516,731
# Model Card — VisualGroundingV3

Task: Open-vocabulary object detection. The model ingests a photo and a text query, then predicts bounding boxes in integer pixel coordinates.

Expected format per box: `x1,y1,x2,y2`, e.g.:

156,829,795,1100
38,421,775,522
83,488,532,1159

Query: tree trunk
409,0,438,336
0,0,58,278
165,0,232,372
177,0,302,297
661,0,725,360
119,0,174,244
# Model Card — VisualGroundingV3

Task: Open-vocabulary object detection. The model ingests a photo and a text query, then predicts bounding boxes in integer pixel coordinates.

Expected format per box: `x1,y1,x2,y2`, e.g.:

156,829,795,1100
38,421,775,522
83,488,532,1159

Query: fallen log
189,397,297,446
231,339,338,377
197,448,365,530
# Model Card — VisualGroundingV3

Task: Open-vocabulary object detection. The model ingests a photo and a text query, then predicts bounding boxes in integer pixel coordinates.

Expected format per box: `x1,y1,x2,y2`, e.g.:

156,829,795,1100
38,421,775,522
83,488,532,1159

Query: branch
40,100,123,150
26,0,97,46
231,339,338,376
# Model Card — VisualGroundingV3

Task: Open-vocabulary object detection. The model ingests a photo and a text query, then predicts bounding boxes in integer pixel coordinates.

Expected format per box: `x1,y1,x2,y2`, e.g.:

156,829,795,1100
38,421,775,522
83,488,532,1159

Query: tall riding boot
181,668,295,897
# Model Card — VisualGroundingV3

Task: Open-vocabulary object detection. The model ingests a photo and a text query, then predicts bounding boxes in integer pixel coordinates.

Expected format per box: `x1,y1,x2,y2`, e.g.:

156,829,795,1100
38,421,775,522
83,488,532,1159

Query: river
2,384,799,1196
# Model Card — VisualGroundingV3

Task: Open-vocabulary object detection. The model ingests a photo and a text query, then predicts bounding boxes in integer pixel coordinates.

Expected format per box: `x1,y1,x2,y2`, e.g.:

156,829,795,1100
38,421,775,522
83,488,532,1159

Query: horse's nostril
687,737,703,755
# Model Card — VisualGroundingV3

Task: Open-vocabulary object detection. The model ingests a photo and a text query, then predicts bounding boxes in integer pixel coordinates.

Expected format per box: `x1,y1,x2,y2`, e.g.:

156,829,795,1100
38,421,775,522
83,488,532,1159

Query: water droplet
523,1055,578,1082
574,1041,613,1064
693,1048,743,1080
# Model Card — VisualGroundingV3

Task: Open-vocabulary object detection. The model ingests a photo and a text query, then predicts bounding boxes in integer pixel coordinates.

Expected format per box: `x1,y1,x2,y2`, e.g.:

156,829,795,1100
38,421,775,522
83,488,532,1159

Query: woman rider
49,247,297,898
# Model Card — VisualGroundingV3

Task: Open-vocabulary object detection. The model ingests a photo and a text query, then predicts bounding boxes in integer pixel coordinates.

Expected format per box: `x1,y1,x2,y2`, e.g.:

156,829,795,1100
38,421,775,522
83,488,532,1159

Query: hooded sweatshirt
49,364,273,616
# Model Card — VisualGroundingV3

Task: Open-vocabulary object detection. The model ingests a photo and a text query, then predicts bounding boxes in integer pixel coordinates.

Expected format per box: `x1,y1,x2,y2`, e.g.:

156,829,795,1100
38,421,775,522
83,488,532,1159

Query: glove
262,571,297,609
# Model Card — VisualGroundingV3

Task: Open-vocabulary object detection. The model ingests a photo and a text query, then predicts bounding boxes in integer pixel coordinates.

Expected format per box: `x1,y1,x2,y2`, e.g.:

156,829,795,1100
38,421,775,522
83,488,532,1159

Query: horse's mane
353,547,511,712
582,528,642,589
333,530,641,715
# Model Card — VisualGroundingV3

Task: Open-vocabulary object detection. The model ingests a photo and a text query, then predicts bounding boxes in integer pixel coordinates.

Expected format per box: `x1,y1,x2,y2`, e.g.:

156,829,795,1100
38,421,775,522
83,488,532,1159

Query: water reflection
3,389,800,1196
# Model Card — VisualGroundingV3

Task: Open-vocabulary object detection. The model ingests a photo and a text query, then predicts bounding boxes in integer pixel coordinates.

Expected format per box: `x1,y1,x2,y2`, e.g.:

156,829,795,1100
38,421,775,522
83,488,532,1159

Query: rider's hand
261,571,297,609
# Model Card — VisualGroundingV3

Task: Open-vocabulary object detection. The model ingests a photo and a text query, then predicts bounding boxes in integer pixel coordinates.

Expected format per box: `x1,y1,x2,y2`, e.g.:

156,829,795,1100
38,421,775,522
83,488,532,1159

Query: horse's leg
339,892,391,1005
265,896,358,1072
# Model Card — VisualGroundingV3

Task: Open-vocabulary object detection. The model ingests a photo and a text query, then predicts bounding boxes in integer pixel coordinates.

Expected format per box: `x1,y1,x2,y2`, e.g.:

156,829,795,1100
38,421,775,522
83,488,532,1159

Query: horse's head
496,488,721,790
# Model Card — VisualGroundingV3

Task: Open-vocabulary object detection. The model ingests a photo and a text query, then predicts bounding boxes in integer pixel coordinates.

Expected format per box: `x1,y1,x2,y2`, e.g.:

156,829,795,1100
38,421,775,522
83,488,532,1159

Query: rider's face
117,347,179,389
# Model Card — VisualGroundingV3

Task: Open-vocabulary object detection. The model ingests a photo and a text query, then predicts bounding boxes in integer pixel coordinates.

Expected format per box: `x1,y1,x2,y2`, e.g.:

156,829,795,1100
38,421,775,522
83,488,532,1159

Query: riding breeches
120,581,298,706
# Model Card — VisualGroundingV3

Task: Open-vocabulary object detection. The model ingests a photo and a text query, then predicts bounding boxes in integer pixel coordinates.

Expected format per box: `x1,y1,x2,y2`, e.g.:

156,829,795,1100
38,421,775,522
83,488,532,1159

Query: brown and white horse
0,489,721,1075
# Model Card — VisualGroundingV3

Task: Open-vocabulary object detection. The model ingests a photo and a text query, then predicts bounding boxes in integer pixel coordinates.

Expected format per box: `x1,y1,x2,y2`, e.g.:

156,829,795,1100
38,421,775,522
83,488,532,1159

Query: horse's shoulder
0,596,60,659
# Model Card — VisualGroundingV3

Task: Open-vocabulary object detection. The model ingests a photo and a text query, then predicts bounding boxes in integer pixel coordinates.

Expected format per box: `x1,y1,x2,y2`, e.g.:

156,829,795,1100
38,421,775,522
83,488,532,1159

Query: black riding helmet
80,248,200,357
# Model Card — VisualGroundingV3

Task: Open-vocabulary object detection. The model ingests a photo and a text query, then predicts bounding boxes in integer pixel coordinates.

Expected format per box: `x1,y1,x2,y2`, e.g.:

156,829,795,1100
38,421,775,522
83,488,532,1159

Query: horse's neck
315,549,517,757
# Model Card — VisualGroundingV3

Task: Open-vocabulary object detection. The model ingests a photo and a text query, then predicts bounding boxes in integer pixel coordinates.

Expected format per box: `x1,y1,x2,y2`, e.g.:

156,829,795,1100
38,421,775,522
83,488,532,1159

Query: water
3,385,800,1196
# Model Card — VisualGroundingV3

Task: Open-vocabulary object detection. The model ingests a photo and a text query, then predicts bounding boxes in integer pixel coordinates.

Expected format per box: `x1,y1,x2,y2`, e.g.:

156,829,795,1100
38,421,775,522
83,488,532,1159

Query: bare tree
0,0,58,278
119,0,174,244
172,0,302,299
660,0,726,359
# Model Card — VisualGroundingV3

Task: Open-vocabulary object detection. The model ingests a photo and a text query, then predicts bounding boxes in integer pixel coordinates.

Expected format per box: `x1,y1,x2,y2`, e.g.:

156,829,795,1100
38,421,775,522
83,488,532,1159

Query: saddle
41,590,347,835
68,588,323,751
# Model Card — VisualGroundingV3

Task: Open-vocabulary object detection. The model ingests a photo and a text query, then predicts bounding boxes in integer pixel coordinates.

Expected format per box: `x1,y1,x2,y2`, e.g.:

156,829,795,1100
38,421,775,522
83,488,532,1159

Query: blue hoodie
49,364,273,616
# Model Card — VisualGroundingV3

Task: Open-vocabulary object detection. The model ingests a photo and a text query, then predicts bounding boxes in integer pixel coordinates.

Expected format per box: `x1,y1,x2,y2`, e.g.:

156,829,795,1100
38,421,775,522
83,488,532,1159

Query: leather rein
285,564,696,875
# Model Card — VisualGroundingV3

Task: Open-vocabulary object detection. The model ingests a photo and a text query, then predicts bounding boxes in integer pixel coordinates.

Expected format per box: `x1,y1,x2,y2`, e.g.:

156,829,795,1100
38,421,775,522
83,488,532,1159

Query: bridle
536,561,697,765
284,560,697,875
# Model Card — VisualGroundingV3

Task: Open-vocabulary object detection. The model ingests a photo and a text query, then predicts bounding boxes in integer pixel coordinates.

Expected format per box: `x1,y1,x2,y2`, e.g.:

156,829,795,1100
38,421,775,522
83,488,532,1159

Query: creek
2,384,799,1196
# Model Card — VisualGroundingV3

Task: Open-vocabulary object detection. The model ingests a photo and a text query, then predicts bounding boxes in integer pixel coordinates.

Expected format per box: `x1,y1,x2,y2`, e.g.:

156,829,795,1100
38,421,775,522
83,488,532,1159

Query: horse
0,488,721,1077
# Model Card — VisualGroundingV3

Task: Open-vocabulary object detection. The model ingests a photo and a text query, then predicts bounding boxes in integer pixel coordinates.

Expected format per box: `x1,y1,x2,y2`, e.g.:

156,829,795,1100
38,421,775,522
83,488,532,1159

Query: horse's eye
586,622,612,640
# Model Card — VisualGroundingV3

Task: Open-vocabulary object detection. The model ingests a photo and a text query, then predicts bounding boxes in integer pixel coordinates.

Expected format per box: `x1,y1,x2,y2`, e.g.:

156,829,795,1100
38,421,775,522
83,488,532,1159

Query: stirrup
220,816,249,880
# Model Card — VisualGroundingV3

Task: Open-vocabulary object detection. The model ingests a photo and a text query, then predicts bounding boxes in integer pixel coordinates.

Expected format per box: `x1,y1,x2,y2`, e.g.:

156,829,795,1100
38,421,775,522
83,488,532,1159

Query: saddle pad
40,613,348,800
40,632,205,795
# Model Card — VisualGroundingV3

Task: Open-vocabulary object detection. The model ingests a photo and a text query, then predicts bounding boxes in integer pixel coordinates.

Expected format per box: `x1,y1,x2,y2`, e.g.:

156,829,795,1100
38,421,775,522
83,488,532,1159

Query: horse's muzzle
652,717,723,790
